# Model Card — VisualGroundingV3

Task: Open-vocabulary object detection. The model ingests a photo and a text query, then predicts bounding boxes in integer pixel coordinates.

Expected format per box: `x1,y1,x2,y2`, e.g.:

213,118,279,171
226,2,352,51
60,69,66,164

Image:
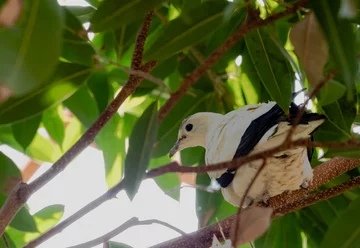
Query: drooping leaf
0,195,38,233
321,196,360,248
42,106,65,148
0,62,91,125
0,0,63,95
66,5,95,23
109,241,133,248
290,12,329,87
245,28,294,113
62,7,95,66
144,1,228,61
0,151,22,195
87,72,113,113
90,0,165,32
124,101,158,200
64,86,99,128
312,0,357,96
255,213,302,248
317,80,347,106
62,116,84,152
11,114,42,150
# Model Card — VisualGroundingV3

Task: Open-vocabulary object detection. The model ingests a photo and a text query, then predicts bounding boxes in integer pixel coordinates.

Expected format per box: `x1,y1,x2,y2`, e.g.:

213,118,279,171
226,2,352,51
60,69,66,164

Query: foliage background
1,0,360,247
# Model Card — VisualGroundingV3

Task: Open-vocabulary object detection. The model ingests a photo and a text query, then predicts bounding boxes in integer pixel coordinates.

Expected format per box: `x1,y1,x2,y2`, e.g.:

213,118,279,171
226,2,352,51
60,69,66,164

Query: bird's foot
261,195,270,207
301,179,311,189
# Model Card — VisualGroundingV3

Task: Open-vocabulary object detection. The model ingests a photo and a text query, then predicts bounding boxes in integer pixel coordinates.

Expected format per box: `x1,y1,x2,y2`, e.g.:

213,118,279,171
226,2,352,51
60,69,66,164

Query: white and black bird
169,101,326,207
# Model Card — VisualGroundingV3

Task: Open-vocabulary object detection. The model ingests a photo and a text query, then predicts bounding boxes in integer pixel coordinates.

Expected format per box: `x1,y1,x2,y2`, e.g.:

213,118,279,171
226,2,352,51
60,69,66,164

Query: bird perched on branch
169,101,326,208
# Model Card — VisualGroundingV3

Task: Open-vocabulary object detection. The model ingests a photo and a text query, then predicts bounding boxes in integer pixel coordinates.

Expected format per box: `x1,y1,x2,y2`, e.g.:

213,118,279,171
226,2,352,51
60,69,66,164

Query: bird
169,100,326,208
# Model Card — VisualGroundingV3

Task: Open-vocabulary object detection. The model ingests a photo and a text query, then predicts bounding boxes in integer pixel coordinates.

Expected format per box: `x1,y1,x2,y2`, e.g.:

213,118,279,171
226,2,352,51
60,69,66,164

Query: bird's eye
185,123,193,132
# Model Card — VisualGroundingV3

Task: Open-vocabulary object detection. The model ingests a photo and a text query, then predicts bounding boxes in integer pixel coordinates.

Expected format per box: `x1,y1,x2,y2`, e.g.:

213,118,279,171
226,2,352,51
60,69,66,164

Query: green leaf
109,241,133,248
64,86,99,128
318,80,347,106
87,72,113,113
66,6,95,23
153,92,210,157
0,62,91,125
42,106,65,148
0,152,22,195
321,196,360,248
11,115,42,150
255,213,302,248
0,0,63,95
149,155,180,201
144,1,228,61
0,195,38,233
245,28,294,113
312,0,357,96
0,233,16,248
180,147,205,166
90,0,165,32
124,101,158,200
62,117,84,151
62,7,95,66
325,147,360,158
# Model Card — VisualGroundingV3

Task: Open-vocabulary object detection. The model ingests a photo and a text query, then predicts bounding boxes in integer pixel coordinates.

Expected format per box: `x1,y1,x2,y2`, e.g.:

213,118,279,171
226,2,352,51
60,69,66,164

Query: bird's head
169,112,223,157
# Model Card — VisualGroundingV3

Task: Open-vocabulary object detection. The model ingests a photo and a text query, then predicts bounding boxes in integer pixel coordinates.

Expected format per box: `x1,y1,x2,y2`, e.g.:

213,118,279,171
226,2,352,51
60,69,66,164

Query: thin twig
157,0,309,121
67,217,189,248
0,11,155,237
96,55,169,90
231,159,267,246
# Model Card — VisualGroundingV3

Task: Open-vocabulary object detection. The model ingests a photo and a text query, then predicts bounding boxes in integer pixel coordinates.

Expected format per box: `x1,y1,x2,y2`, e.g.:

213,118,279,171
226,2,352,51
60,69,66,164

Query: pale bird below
169,101,326,207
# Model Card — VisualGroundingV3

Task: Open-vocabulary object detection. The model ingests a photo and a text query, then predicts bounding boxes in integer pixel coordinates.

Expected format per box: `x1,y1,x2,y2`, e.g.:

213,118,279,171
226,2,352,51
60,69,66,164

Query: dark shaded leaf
321,196,360,248
109,241,133,248
11,114,42,150
318,80,347,106
0,62,91,125
312,0,357,96
66,6,95,23
0,0,63,95
0,151,21,195
255,213,302,248
90,0,165,32
245,28,294,113
124,102,158,200
42,106,65,148
325,147,360,158
62,7,95,66
144,1,228,61
88,72,113,113
0,233,16,248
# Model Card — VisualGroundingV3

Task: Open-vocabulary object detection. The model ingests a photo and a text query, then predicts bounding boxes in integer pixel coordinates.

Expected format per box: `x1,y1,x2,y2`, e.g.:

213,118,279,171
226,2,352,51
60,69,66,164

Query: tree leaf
66,5,95,23
325,147,360,158
0,151,21,195
245,28,294,113
0,232,16,248
255,213,302,248
0,195,38,233
0,62,91,125
321,196,360,248
62,116,84,151
109,241,133,248
124,101,158,200
235,207,273,246
312,0,357,96
318,80,347,106
0,0,63,95
290,12,329,87
90,0,165,32
11,114,42,150
144,1,228,61
42,106,65,148
62,7,95,66
87,72,113,113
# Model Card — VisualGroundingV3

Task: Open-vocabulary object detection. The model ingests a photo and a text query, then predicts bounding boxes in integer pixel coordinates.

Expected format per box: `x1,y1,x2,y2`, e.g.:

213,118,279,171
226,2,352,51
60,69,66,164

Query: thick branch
157,0,309,121
0,12,155,237
152,160,360,248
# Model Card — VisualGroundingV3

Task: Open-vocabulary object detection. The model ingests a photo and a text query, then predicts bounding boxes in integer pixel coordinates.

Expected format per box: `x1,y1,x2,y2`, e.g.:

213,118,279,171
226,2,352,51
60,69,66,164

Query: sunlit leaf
42,106,65,148
0,0,63,95
124,101,158,200
0,62,91,125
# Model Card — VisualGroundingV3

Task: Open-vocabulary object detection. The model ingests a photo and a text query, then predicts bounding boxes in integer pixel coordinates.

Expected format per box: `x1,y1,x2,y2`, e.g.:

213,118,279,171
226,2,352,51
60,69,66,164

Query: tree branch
66,217,188,248
157,0,309,121
152,160,360,248
0,11,155,237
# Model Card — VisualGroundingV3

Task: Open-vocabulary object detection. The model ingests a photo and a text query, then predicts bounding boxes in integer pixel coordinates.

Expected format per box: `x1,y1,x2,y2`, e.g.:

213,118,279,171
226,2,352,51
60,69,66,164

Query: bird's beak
169,140,180,158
